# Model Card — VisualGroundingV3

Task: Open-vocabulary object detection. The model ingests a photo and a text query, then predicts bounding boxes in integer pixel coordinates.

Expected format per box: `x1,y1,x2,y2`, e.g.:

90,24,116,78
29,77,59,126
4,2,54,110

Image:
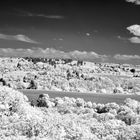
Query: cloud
114,54,140,60
125,25,140,43
14,9,64,19
0,48,64,58
68,50,108,62
69,50,98,60
14,35,39,44
117,36,128,41
125,0,140,5
127,25,140,36
0,33,39,44
86,33,90,36
128,36,140,43
36,14,64,19
0,48,108,62
0,47,140,64
113,54,140,64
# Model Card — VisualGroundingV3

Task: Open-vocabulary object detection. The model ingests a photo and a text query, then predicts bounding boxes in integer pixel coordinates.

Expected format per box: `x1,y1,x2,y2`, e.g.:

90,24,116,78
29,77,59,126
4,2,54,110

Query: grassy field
20,89,140,105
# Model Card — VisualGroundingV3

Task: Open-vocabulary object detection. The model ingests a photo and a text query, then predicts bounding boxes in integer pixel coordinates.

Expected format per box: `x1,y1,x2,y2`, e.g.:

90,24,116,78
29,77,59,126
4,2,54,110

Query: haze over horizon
0,0,140,64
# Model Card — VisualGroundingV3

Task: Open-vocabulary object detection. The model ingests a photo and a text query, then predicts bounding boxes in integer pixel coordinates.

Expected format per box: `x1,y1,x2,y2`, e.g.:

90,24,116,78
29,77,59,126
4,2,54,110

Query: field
21,89,140,105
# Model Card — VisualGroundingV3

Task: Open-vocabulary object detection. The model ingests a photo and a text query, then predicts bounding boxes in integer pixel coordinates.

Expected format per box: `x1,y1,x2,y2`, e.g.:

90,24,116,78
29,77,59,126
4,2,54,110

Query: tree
130,68,135,74
0,78,7,86
27,80,38,89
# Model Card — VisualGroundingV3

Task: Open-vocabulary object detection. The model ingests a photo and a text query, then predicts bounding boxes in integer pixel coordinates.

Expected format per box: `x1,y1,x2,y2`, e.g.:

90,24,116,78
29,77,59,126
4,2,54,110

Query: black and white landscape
0,0,140,139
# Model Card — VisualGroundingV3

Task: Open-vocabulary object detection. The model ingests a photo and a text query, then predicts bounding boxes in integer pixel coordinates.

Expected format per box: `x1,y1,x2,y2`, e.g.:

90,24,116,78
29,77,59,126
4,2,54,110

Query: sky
0,0,140,64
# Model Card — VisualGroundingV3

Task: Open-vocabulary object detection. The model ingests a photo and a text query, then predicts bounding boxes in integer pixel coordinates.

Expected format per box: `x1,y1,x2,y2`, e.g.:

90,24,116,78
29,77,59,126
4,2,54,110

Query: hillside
0,57,140,94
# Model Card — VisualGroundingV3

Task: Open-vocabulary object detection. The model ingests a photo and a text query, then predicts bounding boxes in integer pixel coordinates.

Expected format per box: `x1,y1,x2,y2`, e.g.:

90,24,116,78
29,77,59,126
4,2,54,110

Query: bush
1,86,140,139
27,80,38,89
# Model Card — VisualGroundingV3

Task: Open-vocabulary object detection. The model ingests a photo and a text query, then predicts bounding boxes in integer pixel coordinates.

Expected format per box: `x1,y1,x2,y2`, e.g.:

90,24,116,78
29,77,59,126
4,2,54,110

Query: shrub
1,86,140,139
27,80,38,89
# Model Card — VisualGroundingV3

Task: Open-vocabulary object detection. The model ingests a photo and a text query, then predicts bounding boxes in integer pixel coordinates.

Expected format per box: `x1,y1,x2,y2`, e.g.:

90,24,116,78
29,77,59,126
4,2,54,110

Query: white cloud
58,38,63,41
0,47,140,64
126,25,140,43
0,34,11,40
14,9,64,19
127,25,140,36
0,48,64,58
0,33,39,44
114,54,140,60
125,0,140,5
86,33,90,36
14,35,39,44
117,36,128,42
128,36,140,43
68,50,109,62
0,48,108,62
36,14,64,19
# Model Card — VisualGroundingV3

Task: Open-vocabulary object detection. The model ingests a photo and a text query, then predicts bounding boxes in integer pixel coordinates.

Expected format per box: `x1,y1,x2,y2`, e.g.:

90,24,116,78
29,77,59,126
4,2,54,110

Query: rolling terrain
0,57,140,95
